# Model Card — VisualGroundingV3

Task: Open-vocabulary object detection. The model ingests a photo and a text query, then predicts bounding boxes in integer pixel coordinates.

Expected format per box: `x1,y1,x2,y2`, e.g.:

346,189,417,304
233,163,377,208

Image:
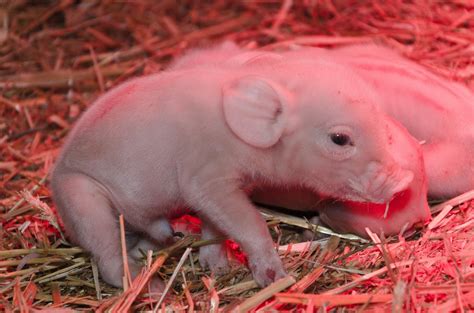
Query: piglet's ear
222,76,288,148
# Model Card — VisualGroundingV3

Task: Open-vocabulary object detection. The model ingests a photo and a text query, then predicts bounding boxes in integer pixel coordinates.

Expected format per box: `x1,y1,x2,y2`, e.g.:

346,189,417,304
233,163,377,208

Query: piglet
50,56,415,289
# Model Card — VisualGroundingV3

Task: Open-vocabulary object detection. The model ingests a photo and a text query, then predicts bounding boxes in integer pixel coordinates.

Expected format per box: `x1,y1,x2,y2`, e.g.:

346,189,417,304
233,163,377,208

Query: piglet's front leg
187,184,287,287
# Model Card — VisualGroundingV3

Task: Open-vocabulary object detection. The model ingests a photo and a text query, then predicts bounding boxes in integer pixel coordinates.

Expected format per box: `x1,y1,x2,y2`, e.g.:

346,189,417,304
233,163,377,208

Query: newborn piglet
51,56,416,289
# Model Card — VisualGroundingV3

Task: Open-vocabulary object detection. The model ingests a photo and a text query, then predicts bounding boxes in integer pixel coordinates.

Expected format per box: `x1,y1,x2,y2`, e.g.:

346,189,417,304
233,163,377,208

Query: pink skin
285,44,474,199
50,58,415,289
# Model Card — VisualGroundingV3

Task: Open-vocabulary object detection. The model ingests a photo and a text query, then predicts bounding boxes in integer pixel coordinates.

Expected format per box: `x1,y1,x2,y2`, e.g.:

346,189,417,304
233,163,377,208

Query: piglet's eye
330,133,352,146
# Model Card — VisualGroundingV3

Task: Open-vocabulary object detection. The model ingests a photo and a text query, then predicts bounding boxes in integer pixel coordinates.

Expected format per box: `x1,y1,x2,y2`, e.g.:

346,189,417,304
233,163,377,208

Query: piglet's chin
318,189,431,237
344,189,414,218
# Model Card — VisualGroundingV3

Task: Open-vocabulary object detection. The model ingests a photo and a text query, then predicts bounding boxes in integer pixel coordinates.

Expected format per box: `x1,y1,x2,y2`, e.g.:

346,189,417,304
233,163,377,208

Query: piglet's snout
350,162,414,204
374,167,414,204
389,168,414,196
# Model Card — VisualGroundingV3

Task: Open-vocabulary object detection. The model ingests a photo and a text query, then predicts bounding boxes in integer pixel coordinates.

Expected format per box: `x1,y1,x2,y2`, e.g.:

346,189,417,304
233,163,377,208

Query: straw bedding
1,1,474,311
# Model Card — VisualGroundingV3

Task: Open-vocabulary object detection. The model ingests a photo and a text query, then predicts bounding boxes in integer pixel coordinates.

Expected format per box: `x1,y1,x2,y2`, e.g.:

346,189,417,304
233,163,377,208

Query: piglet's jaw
319,188,431,236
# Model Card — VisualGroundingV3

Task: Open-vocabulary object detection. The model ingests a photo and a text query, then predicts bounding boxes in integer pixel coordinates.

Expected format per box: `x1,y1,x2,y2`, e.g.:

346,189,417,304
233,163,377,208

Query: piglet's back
333,45,474,138
54,73,173,173
51,69,234,196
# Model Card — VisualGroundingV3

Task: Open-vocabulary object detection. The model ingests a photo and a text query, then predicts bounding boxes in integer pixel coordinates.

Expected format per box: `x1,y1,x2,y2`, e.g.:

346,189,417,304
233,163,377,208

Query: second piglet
286,44,474,199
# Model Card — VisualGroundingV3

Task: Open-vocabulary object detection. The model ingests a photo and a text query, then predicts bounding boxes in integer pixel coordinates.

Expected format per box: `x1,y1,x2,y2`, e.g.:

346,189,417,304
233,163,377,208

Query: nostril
395,169,414,192
400,170,415,186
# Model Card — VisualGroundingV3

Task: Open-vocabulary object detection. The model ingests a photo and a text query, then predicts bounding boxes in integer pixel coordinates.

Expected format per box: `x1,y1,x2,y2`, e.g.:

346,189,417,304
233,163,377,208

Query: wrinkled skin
50,56,415,289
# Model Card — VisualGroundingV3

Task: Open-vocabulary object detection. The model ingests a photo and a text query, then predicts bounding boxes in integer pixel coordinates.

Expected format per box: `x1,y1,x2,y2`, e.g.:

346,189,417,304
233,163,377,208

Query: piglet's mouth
341,189,412,219
348,164,414,204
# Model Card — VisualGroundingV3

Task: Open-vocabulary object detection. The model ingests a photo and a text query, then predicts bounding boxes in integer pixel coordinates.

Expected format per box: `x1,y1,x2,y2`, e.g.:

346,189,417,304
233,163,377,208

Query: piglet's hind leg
51,173,163,291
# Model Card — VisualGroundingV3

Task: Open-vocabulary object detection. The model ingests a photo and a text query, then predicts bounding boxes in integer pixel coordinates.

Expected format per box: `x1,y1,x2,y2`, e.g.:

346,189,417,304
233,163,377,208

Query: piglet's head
222,71,414,205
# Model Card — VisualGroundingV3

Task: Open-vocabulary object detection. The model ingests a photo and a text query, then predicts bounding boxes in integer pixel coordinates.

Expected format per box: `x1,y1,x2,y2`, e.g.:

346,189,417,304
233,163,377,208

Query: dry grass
1,0,474,311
